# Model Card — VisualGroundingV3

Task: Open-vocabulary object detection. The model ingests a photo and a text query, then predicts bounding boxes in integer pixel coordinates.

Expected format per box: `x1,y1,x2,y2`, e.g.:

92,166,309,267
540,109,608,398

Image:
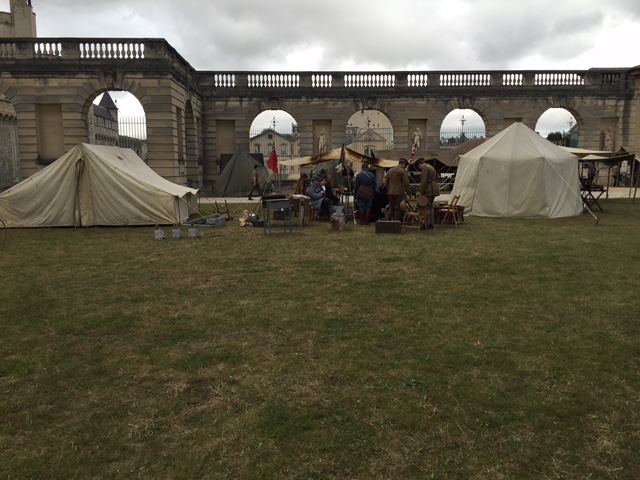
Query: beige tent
0,143,198,227
451,123,583,218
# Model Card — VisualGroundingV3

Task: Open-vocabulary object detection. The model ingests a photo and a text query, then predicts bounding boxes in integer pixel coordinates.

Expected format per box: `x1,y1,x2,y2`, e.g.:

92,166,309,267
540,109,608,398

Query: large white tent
451,122,583,218
0,143,198,227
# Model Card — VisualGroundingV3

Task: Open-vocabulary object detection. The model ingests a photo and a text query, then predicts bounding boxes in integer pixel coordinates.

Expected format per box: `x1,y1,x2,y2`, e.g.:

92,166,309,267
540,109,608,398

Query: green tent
213,148,269,197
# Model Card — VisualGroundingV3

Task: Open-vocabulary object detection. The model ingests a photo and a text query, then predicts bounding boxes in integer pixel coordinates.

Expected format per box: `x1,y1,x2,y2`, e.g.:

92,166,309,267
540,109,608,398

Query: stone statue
412,127,422,151
603,127,613,151
318,131,326,153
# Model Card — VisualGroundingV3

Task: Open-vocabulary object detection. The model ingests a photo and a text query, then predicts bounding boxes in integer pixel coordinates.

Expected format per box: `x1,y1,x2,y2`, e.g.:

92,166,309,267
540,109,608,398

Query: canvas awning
280,146,398,168
579,153,637,164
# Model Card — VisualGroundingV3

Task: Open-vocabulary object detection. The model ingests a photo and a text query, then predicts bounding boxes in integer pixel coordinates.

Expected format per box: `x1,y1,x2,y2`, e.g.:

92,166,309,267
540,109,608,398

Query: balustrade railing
79,42,145,60
0,38,630,92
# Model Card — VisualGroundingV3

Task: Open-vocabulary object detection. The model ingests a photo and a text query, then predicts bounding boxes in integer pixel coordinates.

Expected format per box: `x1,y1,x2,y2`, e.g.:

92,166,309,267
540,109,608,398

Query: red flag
268,147,278,174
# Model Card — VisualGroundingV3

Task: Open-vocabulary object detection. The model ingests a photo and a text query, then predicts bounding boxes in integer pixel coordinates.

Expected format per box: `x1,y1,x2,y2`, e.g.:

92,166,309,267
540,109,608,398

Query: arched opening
249,109,299,180
440,109,486,150
89,90,147,162
536,108,578,147
345,110,393,157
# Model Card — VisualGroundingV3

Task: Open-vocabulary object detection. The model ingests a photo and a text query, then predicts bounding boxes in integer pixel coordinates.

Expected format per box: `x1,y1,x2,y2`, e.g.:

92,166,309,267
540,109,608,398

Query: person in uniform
247,165,260,200
353,163,377,225
386,159,411,221
417,160,440,229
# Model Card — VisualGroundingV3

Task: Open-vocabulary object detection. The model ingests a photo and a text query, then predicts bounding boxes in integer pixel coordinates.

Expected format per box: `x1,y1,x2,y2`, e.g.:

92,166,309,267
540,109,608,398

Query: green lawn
1,199,639,479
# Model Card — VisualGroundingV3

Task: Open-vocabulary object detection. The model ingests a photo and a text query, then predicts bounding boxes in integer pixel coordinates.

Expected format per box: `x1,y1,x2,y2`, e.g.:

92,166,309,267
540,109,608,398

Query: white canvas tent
451,122,583,218
0,143,198,227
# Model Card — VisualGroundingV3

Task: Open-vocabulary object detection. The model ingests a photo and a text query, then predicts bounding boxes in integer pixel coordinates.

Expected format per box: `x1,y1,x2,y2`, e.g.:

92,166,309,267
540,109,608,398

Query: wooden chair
214,200,232,221
440,195,461,227
402,203,427,231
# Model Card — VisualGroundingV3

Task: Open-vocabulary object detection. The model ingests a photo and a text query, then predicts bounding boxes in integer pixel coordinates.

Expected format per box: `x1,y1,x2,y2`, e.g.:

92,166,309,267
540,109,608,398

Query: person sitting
319,172,340,205
370,175,389,222
307,175,333,219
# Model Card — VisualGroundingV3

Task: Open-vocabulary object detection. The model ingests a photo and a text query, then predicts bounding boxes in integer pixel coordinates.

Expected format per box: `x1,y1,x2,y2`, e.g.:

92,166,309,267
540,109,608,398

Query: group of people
300,158,440,228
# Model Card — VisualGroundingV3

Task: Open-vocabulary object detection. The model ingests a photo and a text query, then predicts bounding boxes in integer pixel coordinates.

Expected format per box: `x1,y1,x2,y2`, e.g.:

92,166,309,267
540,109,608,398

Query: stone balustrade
0,38,628,92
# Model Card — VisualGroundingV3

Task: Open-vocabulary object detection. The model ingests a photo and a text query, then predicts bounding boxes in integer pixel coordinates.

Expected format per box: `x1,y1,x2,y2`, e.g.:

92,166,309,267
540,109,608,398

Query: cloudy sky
10,0,640,133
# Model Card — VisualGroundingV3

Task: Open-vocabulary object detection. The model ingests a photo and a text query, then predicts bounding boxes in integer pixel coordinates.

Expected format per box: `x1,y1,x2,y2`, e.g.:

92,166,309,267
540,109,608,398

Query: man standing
386,159,411,221
247,165,260,200
354,163,377,225
417,160,440,229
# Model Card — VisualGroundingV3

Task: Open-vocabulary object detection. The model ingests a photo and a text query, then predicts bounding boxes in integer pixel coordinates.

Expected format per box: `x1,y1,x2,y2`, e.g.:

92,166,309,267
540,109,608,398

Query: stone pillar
0,94,20,190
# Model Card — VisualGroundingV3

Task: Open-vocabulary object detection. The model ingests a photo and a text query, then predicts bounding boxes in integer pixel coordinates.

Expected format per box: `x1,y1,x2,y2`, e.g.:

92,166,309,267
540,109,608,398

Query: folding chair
402,199,427,231
440,195,461,227
214,200,233,221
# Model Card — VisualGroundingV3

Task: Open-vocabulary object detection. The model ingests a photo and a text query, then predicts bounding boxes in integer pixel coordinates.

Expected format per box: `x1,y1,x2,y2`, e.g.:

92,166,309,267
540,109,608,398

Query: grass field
1,199,639,479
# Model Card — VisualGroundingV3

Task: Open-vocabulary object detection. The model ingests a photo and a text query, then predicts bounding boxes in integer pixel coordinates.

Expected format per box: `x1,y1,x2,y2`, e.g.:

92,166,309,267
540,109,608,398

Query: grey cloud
27,0,640,71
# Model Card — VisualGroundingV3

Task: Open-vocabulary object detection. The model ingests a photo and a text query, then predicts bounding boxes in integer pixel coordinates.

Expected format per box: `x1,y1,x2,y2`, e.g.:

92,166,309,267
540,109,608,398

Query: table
263,198,292,234
581,184,605,211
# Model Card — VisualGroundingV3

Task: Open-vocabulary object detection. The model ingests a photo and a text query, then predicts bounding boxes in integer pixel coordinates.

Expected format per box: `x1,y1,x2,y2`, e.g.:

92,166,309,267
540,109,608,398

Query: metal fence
439,128,486,150
87,113,148,162
117,115,147,162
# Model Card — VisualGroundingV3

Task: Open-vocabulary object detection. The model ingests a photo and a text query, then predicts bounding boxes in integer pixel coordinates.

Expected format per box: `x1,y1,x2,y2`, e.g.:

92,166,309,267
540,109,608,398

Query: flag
268,146,278,174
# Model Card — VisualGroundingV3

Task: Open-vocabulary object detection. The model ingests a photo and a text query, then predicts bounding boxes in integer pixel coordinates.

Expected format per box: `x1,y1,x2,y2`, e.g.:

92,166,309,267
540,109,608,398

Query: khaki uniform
387,165,411,221
419,163,440,227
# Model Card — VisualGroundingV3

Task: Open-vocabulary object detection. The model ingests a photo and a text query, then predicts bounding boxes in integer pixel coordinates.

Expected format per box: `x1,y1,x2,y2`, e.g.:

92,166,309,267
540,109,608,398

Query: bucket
330,215,346,232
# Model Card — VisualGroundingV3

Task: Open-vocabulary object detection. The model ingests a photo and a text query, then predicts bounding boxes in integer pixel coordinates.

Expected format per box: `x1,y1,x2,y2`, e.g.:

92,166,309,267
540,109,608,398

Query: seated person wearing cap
319,172,340,205
307,175,333,219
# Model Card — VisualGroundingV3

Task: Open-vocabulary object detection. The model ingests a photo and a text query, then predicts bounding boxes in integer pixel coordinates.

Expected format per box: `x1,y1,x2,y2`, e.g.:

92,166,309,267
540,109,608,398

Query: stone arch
83,89,148,161
346,109,393,157
535,107,578,147
249,109,300,179
439,108,487,151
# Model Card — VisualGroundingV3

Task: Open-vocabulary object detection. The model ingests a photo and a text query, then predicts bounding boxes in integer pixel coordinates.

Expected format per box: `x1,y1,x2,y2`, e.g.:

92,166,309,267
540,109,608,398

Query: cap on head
399,159,409,166
311,175,321,182
362,163,369,169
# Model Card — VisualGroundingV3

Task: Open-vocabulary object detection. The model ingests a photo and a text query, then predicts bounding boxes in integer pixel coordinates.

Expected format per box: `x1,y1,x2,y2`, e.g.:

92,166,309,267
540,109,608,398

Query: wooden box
375,220,403,234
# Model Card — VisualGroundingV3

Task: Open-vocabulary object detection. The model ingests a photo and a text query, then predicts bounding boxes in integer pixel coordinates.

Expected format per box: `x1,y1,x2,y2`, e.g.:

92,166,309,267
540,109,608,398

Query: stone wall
0,94,19,190
0,38,638,188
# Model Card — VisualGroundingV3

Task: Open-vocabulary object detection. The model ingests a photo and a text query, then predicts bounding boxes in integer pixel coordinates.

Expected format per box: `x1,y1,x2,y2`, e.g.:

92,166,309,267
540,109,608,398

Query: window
281,144,287,155
254,144,261,153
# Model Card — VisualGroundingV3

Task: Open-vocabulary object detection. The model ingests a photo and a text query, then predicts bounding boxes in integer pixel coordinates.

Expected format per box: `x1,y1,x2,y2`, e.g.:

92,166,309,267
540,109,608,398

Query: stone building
0,1,36,37
0,93,20,190
88,92,119,146
249,128,300,179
